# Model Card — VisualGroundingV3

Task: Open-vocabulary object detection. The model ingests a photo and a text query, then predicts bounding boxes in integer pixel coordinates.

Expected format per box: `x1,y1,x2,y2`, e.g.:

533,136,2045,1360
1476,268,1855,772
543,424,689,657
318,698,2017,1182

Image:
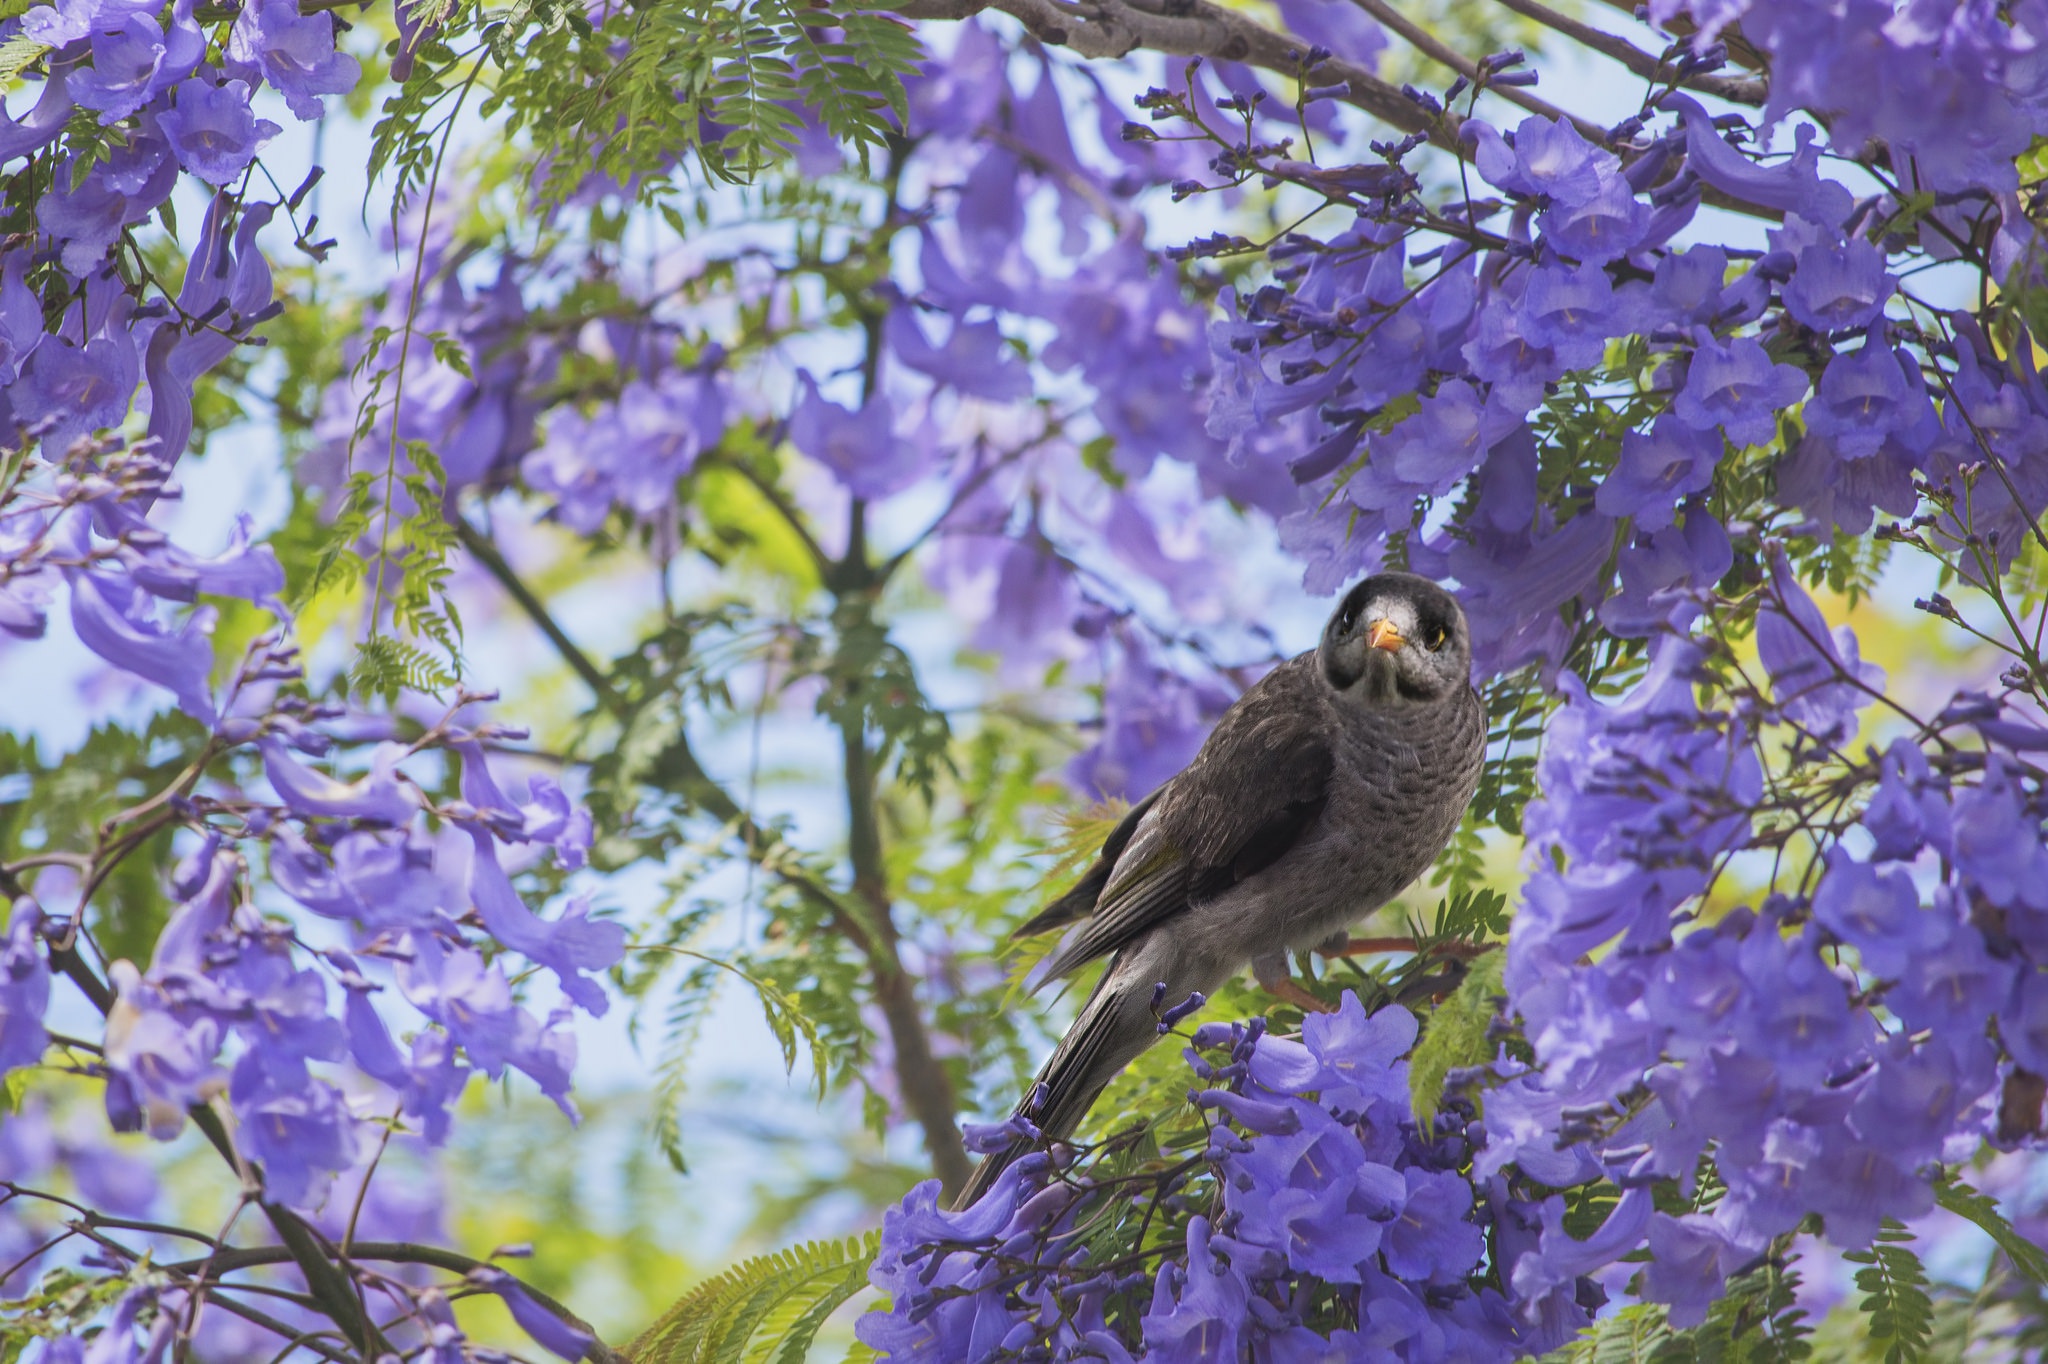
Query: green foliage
623,1232,878,1364
632,941,833,1174
1407,949,1502,1117
1845,1223,1934,1364
476,0,923,202
306,440,466,701
1933,1173,2048,1286
794,599,955,804
1544,1256,1810,1364
0,1268,144,1360
0,34,50,85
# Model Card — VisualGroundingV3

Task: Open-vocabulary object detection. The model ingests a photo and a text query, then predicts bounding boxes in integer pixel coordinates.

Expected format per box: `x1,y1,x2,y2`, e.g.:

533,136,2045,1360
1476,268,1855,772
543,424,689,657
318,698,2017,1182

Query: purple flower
1673,336,1809,448
2000,971,2048,1076
885,307,1031,402
19,0,157,43
1803,341,1934,460
961,534,1081,673
17,318,144,448
1647,245,1736,329
1952,757,2048,911
1068,638,1231,800
144,198,277,471
1271,0,1384,63
1521,262,1628,369
0,71,74,166
342,976,469,1143
1756,544,1883,742
1889,901,2011,1035
787,375,928,500
1849,1034,1995,1159
229,1061,357,1208
1381,1168,1484,1283
225,0,359,119
1471,116,1606,202
395,933,581,1114
1375,380,1518,495
1141,1218,1249,1363
220,940,347,1091
103,962,224,1138
1800,1133,1932,1250
452,741,592,868
1782,236,1895,332
1642,1215,1732,1329
468,1267,593,1362
1594,415,1723,530
1661,95,1853,228
1861,738,1952,862
67,4,202,124
67,568,217,722
1539,174,1649,264
1463,290,1562,413
158,78,281,186
462,829,622,1016
262,740,415,824
1811,848,1946,978
0,902,50,1075
1600,512,1732,637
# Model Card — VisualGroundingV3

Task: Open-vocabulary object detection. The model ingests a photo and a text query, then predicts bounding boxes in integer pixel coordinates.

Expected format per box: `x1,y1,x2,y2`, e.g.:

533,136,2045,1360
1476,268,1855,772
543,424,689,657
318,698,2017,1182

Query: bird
955,572,1486,1208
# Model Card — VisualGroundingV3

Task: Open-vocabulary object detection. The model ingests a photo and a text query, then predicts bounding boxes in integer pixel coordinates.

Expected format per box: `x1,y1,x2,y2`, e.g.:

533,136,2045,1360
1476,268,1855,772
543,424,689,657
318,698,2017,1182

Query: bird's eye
1425,626,1448,652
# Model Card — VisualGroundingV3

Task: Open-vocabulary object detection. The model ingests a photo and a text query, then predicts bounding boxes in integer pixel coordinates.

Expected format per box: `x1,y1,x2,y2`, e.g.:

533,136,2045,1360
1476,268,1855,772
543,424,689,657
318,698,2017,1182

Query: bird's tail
952,967,1148,1209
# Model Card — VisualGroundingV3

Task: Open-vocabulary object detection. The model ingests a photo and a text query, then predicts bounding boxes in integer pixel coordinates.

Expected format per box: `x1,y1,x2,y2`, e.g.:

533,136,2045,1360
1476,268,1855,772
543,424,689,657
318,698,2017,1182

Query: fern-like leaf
1845,1222,1933,1364
624,1232,878,1364
1408,949,1503,1117
1934,1172,2048,1285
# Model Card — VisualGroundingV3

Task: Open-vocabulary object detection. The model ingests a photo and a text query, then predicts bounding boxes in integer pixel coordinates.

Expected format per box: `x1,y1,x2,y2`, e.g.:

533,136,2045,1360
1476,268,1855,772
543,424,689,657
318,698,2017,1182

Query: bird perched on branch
956,573,1486,1208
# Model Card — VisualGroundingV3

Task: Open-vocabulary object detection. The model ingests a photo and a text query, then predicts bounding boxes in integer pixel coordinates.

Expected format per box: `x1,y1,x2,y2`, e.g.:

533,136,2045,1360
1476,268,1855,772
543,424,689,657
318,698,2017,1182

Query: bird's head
1317,572,1472,704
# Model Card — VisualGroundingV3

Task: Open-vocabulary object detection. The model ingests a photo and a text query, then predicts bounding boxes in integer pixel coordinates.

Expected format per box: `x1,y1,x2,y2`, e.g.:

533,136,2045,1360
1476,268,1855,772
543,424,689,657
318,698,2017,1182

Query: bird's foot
1261,977,1337,1015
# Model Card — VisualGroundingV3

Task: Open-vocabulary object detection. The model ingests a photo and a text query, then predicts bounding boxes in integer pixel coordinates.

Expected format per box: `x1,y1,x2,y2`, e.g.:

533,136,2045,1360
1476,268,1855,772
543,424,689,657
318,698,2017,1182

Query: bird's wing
1013,788,1164,940
1032,660,1334,984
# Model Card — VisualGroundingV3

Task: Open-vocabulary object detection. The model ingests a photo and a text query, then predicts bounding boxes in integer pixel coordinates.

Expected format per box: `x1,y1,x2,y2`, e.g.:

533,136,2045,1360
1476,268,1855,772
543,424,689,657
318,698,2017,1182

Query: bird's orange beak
1366,619,1405,653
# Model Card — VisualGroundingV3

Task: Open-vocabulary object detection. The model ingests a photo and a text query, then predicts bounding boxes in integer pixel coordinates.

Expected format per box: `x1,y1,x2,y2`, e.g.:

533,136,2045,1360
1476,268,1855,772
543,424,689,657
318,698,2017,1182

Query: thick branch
1482,0,1766,105
840,720,973,1198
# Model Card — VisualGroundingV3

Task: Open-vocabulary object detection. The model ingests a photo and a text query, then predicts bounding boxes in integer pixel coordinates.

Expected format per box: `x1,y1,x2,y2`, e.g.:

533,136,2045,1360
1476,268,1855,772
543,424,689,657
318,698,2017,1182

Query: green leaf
1845,1223,1933,1364
635,944,831,1099
1934,1173,2048,1286
1407,949,1502,1117
0,34,50,84
623,1232,878,1364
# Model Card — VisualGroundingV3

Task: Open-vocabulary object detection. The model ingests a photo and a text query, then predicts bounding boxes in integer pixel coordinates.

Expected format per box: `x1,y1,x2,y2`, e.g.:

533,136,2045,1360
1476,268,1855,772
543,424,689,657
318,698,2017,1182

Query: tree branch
1482,0,1766,105
1342,0,1585,128
457,501,969,1189
162,1242,625,1364
454,518,623,708
840,716,973,1198
897,0,1783,220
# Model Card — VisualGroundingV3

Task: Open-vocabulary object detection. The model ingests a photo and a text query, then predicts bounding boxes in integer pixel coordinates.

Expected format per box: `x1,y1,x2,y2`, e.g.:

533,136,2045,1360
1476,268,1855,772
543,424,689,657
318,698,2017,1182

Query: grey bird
955,572,1486,1208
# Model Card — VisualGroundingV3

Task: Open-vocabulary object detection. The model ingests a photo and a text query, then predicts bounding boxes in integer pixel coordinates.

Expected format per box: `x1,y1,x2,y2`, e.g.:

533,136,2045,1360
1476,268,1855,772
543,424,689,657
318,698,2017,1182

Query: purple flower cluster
1483,548,2048,1323
2,0,357,461
0,435,614,1362
860,993,1616,1363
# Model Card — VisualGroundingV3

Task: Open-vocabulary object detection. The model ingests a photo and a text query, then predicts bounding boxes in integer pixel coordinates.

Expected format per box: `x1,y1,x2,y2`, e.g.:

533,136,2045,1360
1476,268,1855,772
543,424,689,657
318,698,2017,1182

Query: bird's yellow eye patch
1424,626,1448,652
